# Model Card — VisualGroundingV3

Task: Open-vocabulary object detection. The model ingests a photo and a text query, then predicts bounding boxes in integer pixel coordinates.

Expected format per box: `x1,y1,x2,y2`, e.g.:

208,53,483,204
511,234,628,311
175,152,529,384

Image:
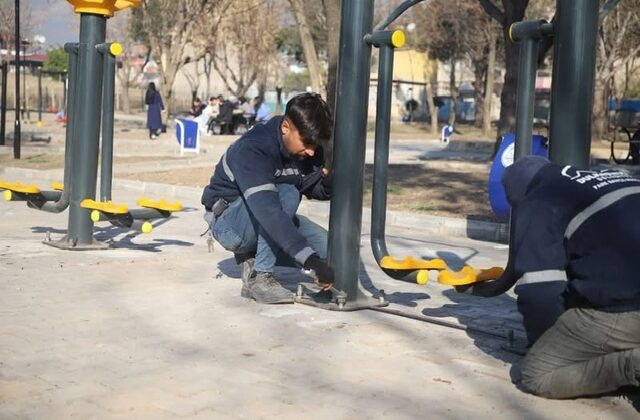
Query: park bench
609,101,640,164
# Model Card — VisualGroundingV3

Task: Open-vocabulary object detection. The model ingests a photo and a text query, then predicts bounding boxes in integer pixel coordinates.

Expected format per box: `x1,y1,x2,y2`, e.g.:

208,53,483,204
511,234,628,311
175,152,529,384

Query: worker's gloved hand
303,254,334,290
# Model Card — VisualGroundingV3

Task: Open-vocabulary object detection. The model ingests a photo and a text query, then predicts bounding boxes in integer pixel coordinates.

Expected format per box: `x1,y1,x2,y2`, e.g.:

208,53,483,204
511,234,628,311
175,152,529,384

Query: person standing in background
145,82,164,140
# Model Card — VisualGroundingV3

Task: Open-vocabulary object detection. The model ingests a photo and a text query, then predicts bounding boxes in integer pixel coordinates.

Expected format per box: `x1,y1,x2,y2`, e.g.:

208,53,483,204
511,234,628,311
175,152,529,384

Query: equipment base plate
294,282,388,312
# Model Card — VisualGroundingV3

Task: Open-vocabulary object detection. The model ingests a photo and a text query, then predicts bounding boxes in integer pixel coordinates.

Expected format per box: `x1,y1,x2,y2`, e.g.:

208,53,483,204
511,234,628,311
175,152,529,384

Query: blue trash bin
175,119,200,155
488,133,548,221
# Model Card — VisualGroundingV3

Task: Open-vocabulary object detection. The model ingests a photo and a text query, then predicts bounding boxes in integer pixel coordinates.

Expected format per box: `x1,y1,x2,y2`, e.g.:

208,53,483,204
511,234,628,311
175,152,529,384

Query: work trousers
209,184,301,273
520,307,640,398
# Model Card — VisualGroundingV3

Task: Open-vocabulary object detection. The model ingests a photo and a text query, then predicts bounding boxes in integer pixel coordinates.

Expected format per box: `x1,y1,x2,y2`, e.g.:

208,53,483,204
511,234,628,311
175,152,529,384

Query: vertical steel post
513,39,537,160
63,43,79,196
99,44,116,202
23,42,28,121
509,19,550,160
327,0,374,301
66,14,106,246
37,68,42,123
548,0,598,167
370,43,394,263
13,0,20,159
0,60,7,145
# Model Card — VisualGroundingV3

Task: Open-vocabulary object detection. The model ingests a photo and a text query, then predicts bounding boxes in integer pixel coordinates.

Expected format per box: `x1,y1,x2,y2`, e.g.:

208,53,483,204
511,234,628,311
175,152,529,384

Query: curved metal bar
373,0,427,32
38,43,79,213
370,43,394,266
457,256,517,297
96,43,116,202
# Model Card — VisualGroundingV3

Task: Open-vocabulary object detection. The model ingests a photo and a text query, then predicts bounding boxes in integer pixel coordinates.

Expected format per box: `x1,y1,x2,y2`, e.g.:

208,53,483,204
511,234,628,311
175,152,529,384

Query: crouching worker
501,156,640,399
201,93,334,304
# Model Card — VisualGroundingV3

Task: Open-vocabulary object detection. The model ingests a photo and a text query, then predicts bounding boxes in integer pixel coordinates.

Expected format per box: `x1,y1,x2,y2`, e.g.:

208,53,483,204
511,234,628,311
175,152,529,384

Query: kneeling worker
201,93,334,304
501,156,640,399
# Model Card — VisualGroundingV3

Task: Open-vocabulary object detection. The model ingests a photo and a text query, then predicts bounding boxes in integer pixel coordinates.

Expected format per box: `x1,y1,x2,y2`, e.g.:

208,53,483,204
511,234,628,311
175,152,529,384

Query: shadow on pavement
31,216,194,252
422,288,524,365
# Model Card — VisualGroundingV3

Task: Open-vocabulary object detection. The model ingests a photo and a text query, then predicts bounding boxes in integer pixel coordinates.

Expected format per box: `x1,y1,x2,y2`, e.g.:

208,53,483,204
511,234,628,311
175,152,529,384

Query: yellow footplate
137,197,183,212
51,182,64,191
380,256,447,270
80,199,129,214
437,266,505,286
0,180,41,194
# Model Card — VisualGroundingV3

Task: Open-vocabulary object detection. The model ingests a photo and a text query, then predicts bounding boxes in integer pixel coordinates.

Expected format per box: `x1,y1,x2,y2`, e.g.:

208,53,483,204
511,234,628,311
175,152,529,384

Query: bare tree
593,1,640,137
0,0,34,52
136,0,224,112
323,0,340,114
288,0,324,95
483,31,497,135
207,0,279,98
411,0,478,126
478,0,529,145
108,9,149,113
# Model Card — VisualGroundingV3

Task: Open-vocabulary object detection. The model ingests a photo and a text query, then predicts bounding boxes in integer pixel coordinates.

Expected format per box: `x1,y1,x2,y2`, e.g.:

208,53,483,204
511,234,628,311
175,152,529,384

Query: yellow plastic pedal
80,199,129,214
136,197,183,212
51,182,64,191
0,180,41,194
437,266,505,286
380,255,447,271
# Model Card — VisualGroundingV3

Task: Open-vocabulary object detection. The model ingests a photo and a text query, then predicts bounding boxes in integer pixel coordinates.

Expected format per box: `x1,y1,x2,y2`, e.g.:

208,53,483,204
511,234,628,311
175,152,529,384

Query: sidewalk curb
0,166,509,243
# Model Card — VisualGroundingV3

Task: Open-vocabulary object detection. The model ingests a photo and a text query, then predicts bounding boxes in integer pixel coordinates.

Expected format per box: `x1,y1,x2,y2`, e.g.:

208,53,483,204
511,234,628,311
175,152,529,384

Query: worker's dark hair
284,92,333,147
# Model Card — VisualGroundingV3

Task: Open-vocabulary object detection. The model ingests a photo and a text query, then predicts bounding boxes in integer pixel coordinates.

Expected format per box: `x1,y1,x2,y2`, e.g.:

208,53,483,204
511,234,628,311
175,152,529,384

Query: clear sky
30,0,78,48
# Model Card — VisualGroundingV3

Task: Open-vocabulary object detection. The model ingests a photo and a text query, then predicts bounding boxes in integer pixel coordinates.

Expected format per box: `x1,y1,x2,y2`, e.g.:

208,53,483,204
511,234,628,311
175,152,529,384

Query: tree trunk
448,59,457,126
473,58,487,128
289,0,324,96
426,81,438,136
120,83,131,113
592,79,607,140
496,33,518,147
483,32,497,136
478,0,528,151
324,0,340,113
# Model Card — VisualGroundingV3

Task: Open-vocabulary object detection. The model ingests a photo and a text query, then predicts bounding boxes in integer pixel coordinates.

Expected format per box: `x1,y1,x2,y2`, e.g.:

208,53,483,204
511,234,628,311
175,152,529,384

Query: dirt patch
363,162,495,220
0,154,186,170
0,153,65,169
118,160,497,221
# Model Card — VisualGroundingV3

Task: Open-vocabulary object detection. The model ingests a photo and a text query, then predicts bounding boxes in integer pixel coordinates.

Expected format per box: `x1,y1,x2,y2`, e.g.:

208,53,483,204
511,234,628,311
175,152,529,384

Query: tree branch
477,0,504,25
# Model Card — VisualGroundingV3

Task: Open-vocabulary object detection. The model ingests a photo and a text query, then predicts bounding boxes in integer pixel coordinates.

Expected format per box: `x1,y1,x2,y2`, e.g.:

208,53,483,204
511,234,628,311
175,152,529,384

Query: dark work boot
240,258,255,299
247,271,294,304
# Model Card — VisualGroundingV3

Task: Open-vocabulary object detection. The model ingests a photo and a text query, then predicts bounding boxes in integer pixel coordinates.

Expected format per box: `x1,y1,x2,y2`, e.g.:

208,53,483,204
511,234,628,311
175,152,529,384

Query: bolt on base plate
42,232,110,251
294,282,389,311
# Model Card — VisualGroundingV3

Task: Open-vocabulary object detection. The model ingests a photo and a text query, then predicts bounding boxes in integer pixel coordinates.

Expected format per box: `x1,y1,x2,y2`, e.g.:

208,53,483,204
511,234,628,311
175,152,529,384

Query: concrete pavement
1,120,638,418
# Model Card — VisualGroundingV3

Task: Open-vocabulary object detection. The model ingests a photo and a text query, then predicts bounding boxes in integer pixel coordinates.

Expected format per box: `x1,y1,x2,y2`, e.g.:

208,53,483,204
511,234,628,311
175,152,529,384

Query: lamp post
21,38,30,122
14,0,20,159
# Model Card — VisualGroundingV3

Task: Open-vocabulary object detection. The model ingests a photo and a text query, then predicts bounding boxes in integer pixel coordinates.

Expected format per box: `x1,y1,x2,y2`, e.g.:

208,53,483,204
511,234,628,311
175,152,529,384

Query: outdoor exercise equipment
0,0,182,250
0,60,7,146
488,133,548,221
449,0,601,297
305,0,604,311
366,3,504,287
13,0,21,158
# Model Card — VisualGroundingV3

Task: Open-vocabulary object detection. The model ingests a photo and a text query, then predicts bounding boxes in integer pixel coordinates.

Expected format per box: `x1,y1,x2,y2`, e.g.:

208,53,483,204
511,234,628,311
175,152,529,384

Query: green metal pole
98,44,116,202
370,43,394,263
66,14,106,247
37,68,42,123
0,60,7,145
548,0,598,167
327,0,374,302
13,0,21,159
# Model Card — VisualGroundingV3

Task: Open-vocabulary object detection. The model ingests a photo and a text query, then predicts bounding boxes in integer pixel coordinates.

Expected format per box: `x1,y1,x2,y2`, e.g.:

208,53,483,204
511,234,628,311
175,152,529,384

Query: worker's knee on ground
519,354,553,397
277,184,301,217
632,348,640,383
